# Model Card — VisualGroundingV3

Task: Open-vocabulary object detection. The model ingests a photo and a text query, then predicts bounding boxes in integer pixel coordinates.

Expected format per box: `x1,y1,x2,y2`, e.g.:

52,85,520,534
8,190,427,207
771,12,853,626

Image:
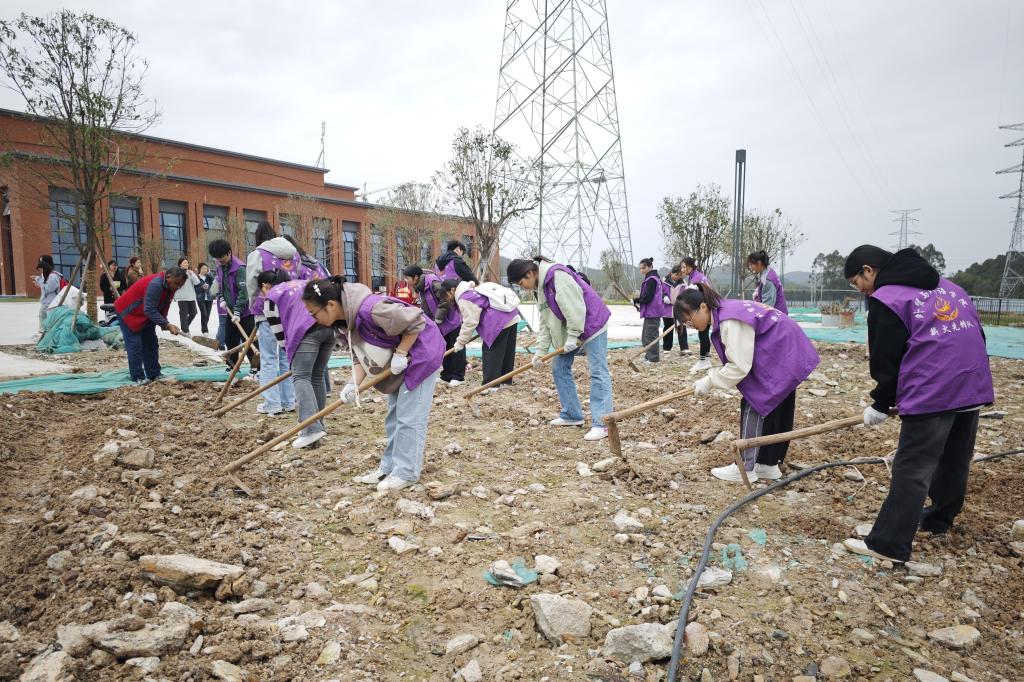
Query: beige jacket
453,281,517,347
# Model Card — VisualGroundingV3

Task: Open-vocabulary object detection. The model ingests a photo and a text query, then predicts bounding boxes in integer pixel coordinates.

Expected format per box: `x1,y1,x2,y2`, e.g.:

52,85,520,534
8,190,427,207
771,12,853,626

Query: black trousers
224,314,257,368
178,300,197,334
641,317,661,362
482,324,518,385
197,298,213,334
441,328,466,382
662,318,674,351
866,410,980,561
738,391,797,469
698,328,710,359
677,324,689,351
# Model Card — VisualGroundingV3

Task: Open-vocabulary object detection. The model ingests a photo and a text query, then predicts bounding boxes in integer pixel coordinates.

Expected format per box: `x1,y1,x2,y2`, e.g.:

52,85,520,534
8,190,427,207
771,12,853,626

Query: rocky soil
0,340,1022,681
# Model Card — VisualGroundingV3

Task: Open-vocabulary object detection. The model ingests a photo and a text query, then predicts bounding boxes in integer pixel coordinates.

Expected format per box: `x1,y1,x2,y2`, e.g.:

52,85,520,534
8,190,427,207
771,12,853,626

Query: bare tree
0,11,159,320
367,182,450,271
657,183,732,277
434,126,538,280
731,208,805,291
600,248,631,298
279,193,318,254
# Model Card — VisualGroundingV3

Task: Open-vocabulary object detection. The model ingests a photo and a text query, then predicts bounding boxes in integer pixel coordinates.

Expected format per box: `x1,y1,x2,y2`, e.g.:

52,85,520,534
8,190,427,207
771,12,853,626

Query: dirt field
0,339,1022,681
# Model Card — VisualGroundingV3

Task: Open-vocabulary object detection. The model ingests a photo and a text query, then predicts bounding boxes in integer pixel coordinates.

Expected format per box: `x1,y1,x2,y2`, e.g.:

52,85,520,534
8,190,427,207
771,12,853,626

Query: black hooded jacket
867,248,941,414
634,269,662,305
435,250,478,284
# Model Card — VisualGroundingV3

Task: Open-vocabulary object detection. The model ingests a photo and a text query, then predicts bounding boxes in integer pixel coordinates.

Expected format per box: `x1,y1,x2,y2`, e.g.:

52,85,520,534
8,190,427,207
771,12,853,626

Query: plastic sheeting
35,307,123,355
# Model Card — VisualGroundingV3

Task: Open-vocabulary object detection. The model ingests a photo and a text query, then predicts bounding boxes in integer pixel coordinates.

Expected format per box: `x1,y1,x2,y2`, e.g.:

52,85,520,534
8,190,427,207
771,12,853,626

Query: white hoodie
246,237,298,321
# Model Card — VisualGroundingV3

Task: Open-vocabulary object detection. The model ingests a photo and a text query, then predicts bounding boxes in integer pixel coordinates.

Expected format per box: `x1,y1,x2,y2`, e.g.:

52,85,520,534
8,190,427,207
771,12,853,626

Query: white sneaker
710,463,759,483
376,475,414,493
689,358,712,373
354,468,388,484
482,387,499,394
549,417,585,427
448,379,464,387
256,403,282,416
584,427,608,441
680,349,692,356
842,538,904,563
754,464,782,480
292,431,326,449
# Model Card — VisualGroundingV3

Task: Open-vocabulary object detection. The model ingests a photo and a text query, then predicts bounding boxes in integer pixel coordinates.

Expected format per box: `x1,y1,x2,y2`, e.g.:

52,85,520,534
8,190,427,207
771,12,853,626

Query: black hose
665,447,1024,681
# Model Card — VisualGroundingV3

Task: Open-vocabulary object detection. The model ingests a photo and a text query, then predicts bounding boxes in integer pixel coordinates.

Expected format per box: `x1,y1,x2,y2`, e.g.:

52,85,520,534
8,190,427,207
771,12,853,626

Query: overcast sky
2,0,1022,274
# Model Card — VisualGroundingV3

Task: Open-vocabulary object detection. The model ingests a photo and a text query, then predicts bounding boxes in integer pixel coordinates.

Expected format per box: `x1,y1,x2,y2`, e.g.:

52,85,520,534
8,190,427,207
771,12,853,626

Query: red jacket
115,273,173,333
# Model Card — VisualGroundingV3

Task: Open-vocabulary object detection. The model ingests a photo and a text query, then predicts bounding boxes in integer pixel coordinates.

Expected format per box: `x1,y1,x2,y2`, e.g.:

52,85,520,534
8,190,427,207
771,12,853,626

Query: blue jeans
550,330,612,428
379,370,439,481
120,320,161,381
216,314,228,349
258,320,295,411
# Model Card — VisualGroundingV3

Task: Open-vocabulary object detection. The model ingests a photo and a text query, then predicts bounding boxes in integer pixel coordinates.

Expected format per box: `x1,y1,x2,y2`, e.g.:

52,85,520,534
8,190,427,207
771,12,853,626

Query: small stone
120,447,156,468
47,550,73,571
603,622,673,663
231,598,274,615
125,656,160,673
950,673,977,682
913,670,950,682
855,523,873,537
445,633,480,656
576,462,593,477
534,555,561,575
808,388,828,397
70,485,98,501
19,650,74,682
850,627,876,643
316,641,341,665
530,593,592,644
592,457,619,472
652,584,673,600
0,621,19,643
96,620,190,658
907,561,942,577
727,654,740,679
927,625,981,649
138,554,244,593
685,622,709,656
395,497,434,519
1009,541,1024,558
613,510,644,532
280,624,308,642
211,659,247,682
471,486,490,499
1013,519,1024,537
614,533,629,544
696,566,732,589
712,430,735,444
842,469,865,482
457,659,483,682
444,442,463,455
628,660,644,677
820,656,852,678
387,536,419,555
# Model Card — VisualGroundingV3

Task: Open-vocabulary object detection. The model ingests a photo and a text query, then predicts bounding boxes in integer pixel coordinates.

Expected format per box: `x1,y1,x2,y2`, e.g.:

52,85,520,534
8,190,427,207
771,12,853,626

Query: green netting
35,307,123,354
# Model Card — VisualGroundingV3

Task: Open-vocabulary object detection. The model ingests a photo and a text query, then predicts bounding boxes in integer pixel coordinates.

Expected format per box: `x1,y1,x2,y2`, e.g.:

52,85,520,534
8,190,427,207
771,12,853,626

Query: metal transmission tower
889,208,921,250
997,123,1024,298
492,0,634,282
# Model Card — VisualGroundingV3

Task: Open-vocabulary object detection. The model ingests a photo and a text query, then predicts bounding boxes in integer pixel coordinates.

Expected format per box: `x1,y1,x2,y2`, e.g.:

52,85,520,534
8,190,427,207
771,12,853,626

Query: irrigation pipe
666,447,1024,681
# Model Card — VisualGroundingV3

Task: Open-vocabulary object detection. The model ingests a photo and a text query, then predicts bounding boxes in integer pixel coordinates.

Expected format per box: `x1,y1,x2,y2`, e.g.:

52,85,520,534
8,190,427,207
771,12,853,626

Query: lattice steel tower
997,123,1024,298
493,0,634,280
889,208,921,250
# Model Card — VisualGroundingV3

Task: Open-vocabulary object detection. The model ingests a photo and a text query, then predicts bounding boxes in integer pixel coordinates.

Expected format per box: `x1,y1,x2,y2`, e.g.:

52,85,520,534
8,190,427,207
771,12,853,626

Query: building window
159,200,187,269
465,235,476,266
110,197,140,267
313,218,331,272
203,204,228,244
48,188,86,275
280,213,298,239
243,209,266,252
396,233,408,278
420,238,433,267
342,221,359,282
370,227,385,291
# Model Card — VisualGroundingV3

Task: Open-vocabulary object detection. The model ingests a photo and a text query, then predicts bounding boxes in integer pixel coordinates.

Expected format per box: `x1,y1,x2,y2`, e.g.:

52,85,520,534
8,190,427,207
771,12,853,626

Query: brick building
0,108,478,297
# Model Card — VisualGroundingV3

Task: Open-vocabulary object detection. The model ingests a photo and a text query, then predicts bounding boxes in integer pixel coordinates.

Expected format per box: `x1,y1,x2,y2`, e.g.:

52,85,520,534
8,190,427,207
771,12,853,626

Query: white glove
230,313,240,324
531,352,544,368
863,406,888,426
693,376,712,397
662,295,671,305
453,341,466,353
340,382,359,404
390,353,409,374
563,338,579,353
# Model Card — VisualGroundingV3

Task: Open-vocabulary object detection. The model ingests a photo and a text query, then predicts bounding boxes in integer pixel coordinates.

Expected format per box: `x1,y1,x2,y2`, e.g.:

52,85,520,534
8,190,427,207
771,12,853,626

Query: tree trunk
85,228,99,322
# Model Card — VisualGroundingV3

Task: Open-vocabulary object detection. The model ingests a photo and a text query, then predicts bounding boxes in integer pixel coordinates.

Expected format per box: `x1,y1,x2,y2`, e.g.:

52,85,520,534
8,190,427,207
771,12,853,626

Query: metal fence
777,289,867,311
970,296,1024,326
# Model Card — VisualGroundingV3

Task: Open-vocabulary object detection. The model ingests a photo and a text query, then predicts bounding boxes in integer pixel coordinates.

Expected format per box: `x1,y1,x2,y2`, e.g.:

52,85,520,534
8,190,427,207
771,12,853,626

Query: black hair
843,245,893,279
446,239,465,253
681,257,697,270
282,234,308,257
402,265,424,278
208,239,232,258
129,256,141,267
670,265,682,275
177,257,189,267
164,266,187,281
673,282,722,325
639,257,654,268
747,250,769,266
37,255,54,279
302,275,348,305
507,256,542,284
439,278,462,294
254,221,277,245
107,259,117,268
257,268,290,287
198,262,209,272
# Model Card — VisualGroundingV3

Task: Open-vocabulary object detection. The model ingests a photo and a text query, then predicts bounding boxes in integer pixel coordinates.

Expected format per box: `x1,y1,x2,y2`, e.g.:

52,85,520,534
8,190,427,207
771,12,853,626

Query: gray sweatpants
291,325,336,437
641,316,661,362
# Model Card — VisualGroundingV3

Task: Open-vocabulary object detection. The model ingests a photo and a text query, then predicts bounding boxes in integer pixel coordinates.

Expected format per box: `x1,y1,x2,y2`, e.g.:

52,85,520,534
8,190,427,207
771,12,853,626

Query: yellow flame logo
933,297,959,322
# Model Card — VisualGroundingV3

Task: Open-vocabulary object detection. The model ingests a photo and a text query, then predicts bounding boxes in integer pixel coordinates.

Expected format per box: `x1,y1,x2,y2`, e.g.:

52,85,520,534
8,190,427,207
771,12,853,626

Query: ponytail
673,282,721,324
639,257,654,268
302,275,347,305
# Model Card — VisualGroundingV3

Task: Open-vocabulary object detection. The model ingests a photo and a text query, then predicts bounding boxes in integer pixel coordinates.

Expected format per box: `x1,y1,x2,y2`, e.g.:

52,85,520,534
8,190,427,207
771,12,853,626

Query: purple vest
265,280,318,364
754,268,788,315
354,294,445,391
639,273,672,318
216,298,227,315
459,289,520,347
440,257,458,280
870,278,994,416
216,256,245,313
542,264,612,341
248,247,305,316
689,270,708,285
710,300,820,416
420,273,463,336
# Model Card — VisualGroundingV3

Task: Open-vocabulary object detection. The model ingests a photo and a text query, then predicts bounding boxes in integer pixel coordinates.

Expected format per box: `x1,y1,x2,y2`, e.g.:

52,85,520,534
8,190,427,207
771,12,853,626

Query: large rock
316,641,341,666
445,633,480,656
0,621,20,643
530,594,592,644
19,650,74,682
457,659,483,682
906,561,942,577
138,554,244,593
119,447,155,468
211,660,248,682
820,656,852,679
696,567,732,589
603,623,673,663
95,620,189,659
56,621,112,657
927,625,980,650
